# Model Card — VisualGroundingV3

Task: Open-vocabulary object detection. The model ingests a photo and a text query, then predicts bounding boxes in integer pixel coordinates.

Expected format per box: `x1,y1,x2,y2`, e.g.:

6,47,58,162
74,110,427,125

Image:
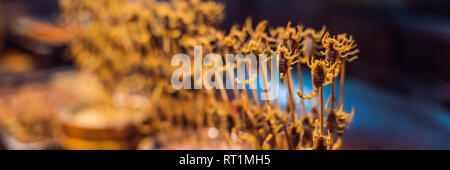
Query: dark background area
0,0,449,149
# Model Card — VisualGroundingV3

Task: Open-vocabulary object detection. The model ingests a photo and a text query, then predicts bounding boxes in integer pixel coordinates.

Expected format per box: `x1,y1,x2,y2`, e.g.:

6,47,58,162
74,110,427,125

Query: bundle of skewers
58,0,360,150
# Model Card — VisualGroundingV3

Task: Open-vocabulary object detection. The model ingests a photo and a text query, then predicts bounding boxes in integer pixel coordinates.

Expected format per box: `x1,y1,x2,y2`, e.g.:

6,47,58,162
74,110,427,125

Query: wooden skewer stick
296,62,307,118
217,72,230,105
320,86,324,136
339,62,346,108
261,58,272,106
286,71,296,123
331,79,336,110
247,63,261,107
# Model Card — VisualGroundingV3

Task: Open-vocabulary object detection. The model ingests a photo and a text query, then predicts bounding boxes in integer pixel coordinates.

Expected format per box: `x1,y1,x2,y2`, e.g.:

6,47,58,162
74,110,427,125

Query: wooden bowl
60,107,143,150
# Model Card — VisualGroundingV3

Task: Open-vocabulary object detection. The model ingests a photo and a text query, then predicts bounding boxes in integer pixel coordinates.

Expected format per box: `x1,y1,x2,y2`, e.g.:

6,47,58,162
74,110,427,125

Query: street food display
0,0,360,150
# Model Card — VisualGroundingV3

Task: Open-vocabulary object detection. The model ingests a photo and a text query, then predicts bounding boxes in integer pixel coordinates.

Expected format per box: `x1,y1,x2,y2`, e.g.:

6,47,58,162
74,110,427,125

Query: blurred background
0,0,449,149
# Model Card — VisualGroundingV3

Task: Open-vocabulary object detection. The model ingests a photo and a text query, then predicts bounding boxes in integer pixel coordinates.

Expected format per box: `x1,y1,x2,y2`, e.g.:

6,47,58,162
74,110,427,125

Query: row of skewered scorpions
143,19,359,150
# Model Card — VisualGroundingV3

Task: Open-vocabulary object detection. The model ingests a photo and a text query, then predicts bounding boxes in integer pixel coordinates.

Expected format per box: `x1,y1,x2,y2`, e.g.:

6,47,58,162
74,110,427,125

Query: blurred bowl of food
59,106,144,150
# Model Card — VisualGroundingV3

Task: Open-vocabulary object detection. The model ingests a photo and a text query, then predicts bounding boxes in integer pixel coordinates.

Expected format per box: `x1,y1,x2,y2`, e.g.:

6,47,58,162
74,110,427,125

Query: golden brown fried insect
266,44,298,85
312,121,333,150
296,26,327,63
287,121,303,149
321,32,359,108
299,115,315,147
296,59,337,99
334,106,354,137
324,95,355,150
321,32,359,66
